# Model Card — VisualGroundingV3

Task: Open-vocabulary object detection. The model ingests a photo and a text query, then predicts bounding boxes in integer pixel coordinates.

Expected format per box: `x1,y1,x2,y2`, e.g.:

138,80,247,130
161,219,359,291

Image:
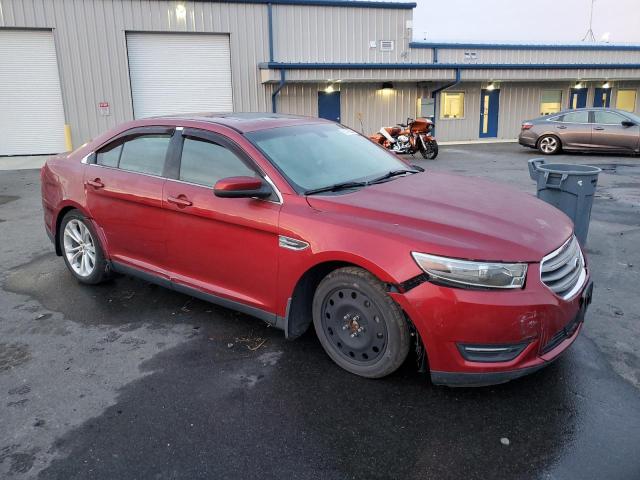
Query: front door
593,88,611,107
163,128,281,313
84,127,174,272
318,91,341,122
479,89,500,138
569,88,587,109
591,110,640,152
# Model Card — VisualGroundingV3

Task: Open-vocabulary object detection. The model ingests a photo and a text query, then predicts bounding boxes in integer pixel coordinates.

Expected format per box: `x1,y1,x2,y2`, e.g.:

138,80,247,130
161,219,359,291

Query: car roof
150,112,331,133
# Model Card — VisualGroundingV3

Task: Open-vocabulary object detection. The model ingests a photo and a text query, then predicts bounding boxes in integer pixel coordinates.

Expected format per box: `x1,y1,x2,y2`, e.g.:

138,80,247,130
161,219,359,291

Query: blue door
593,88,611,107
318,91,341,122
569,88,587,109
479,89,500,138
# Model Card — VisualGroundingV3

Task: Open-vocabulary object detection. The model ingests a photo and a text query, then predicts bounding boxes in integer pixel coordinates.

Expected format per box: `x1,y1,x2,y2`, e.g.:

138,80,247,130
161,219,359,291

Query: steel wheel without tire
538,135,560,155
312,267,411,378
60,211,110,284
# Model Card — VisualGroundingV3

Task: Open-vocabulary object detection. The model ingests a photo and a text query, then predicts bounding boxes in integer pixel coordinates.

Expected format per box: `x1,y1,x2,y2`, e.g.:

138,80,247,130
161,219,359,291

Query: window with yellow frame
440,92,464,119
615,89,637,112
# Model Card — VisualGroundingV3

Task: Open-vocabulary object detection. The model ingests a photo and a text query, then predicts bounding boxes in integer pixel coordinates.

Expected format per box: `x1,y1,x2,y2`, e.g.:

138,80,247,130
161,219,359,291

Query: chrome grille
540,236,586,300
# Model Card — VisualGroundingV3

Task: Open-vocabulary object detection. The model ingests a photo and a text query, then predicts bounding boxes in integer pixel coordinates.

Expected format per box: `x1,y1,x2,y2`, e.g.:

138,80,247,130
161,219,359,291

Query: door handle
167,195,193,208
86,178,104,189
557,125,567,129
593,126,605,130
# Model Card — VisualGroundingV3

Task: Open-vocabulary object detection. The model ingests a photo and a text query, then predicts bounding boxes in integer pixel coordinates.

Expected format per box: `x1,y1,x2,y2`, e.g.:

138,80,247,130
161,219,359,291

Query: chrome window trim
540,235,587,301
86,162,167,181
81,152,93,164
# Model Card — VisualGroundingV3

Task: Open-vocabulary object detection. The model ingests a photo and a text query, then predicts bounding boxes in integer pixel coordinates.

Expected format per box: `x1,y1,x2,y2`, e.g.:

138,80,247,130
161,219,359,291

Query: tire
537,135,561,155
59,210,110,285
312,267,411,378
420,139,438,160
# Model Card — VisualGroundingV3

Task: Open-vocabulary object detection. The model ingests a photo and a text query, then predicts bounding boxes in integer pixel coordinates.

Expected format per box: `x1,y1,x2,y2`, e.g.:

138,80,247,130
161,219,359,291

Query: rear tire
312,267,411,378
59,210,110,285
537,135,561,155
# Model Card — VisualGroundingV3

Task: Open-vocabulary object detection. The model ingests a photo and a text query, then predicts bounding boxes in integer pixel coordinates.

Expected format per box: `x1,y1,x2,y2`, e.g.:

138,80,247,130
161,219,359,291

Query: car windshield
245,123,411,193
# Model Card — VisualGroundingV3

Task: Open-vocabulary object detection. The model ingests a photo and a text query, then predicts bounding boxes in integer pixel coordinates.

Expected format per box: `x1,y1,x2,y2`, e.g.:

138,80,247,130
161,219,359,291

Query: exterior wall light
602,82,611,89
324,84,335,93
381,82,394,92
175,3,187,21
486,83,496,91
574,82,585,89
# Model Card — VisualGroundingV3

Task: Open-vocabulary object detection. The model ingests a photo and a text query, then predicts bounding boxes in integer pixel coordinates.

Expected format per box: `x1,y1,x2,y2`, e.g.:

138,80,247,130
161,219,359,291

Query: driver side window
179,137,257,187
593,111,625,125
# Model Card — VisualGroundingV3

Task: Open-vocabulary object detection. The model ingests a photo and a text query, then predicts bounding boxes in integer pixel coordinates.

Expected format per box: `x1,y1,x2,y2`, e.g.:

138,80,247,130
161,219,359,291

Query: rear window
118,135,171,176
96,144,122,167
561,111,589,123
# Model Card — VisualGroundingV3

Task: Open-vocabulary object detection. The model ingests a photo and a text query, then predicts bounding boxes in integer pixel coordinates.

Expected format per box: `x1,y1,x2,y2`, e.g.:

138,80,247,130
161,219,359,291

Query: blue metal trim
259,61,640,70
267,2,274,62
409,41,640,51
186,0,416,8
271,70,286,113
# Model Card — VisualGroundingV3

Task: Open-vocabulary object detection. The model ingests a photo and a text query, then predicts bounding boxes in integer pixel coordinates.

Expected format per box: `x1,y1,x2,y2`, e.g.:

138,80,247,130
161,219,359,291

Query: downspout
430,67,461,135
267,2,286,113
267,2,274,63
271,69,286,113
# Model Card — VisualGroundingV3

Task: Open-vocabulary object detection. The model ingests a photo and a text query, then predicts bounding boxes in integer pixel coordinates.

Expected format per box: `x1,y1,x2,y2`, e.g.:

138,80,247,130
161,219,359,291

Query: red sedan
41,113,593,386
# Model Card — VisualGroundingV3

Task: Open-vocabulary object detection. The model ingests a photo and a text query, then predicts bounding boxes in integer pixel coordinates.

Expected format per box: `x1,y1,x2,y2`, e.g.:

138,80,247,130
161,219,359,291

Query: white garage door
0,30,66,156
126,33,233,119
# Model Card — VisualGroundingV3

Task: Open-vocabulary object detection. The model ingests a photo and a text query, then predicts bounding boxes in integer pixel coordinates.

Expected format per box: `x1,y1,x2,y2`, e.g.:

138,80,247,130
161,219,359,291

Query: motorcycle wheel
420,139,438,160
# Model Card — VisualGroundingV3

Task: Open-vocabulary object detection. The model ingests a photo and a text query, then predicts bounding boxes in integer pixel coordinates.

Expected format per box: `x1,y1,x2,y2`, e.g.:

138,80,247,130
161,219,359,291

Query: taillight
521,122,533,130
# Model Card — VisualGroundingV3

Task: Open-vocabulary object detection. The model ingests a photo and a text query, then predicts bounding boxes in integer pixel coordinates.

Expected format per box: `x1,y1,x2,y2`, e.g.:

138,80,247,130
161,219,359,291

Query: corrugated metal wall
272,5,431,63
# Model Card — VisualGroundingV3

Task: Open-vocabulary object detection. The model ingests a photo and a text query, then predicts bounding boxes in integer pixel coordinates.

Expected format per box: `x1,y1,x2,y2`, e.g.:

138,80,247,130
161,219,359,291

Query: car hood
306,171,573,262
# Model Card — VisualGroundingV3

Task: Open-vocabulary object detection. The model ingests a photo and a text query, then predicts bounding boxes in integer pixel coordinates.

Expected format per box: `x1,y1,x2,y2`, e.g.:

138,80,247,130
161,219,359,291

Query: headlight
411,252,527,289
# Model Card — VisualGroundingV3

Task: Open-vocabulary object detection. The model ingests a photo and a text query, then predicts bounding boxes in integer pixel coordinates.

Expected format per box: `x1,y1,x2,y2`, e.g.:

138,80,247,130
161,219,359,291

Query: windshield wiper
367,169,419,184
304,180,369,195
304,169,419,196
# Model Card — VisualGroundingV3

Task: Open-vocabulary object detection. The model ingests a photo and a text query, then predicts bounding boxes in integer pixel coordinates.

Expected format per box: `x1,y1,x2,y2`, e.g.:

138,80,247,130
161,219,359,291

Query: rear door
163,128,281,314
591,110,640,152
85,127,175,273
553,110,592,148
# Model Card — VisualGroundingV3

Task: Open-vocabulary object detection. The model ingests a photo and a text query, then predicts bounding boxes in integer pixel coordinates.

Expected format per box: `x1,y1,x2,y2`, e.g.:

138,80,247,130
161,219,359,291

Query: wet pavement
1,144,639,479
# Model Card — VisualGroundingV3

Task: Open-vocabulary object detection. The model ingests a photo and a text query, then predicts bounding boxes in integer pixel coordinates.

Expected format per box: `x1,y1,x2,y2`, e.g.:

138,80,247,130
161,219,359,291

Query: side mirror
214,176,271,199
621,120,636,127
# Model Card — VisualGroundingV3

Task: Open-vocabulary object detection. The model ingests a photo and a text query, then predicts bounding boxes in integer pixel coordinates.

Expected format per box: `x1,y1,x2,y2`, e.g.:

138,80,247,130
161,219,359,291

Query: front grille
540,236,586,300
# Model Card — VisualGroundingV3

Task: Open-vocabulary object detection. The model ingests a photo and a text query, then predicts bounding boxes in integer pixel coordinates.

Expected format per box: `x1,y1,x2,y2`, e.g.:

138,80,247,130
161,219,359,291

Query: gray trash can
528,158,601,245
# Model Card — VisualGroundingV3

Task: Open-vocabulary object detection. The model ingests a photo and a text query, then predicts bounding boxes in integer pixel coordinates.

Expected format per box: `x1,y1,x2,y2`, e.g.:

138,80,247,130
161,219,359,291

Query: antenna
582,0,596,42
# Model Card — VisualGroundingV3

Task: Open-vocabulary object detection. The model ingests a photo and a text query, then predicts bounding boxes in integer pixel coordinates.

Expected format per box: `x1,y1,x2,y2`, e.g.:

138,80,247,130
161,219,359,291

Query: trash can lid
534,163,602,175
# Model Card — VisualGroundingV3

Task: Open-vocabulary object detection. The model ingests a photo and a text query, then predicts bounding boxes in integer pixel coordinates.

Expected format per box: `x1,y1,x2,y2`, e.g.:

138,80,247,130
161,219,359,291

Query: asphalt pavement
1,143,639,479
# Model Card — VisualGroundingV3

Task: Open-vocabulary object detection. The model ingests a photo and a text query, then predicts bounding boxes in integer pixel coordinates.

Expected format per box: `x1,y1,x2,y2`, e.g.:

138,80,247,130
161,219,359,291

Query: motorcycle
369,117,438,160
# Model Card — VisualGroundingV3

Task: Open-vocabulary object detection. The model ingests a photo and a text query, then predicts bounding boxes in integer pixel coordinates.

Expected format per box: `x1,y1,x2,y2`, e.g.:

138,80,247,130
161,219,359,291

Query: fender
53,200,110,260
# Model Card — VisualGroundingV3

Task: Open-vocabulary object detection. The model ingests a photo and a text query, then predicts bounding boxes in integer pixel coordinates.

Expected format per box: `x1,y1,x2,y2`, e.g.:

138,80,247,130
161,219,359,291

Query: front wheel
420,138,438,159
312,267,411,378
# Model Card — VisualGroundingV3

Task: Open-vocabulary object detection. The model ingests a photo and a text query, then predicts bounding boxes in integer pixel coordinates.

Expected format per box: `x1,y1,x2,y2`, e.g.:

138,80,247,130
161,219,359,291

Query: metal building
1,0,639,156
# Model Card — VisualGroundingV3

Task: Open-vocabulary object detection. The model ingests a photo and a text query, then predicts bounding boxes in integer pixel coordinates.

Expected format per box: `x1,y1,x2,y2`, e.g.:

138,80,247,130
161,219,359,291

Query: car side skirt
110,261,285,331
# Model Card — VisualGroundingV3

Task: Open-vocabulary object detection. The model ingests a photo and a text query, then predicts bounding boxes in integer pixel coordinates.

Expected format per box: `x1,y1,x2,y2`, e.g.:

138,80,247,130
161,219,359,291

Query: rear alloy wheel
60,210,110,284
538,135,561,155
312,267,411,378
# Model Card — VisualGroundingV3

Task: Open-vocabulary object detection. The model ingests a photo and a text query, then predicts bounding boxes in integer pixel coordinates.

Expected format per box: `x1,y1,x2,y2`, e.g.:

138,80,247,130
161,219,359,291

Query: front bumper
391,265,592,387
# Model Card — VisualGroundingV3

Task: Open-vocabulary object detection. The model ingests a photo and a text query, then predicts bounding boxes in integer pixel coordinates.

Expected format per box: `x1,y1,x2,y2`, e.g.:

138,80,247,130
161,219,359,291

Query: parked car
519,107,640,155
41,113,592,386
